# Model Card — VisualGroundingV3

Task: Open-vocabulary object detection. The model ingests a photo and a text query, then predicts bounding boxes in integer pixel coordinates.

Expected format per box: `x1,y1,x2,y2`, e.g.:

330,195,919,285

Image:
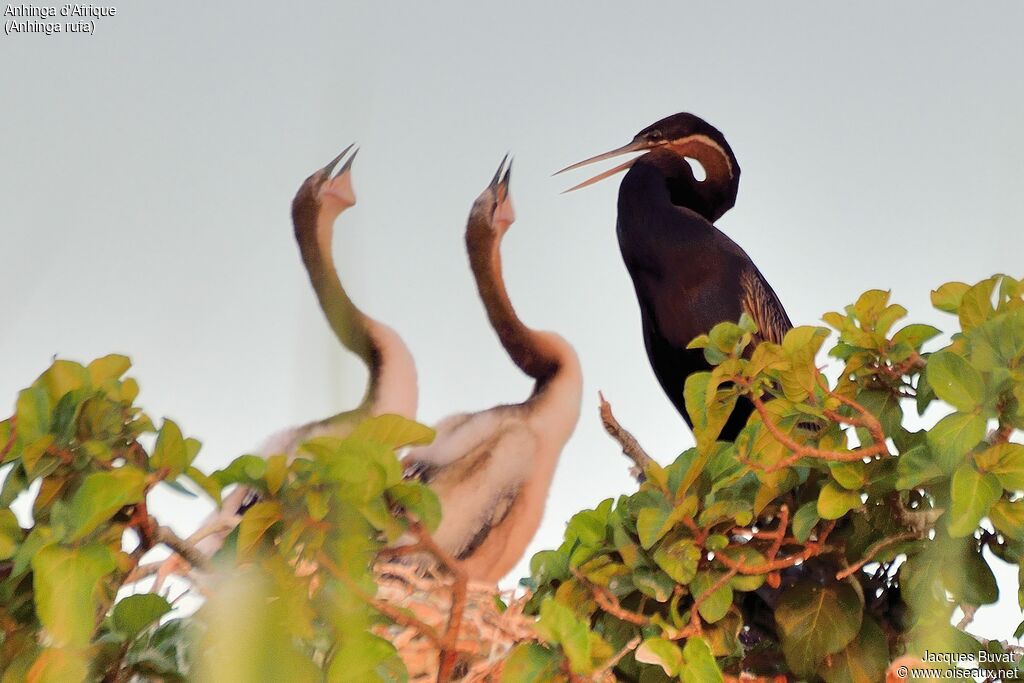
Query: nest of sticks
373,562,538,682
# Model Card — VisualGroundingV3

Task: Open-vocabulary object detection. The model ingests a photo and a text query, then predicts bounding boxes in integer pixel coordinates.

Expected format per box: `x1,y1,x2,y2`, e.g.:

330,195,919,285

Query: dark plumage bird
558,113,791,439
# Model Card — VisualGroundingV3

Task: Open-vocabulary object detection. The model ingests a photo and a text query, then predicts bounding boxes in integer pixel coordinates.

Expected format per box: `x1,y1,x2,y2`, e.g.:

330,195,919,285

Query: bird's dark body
615,145,790,439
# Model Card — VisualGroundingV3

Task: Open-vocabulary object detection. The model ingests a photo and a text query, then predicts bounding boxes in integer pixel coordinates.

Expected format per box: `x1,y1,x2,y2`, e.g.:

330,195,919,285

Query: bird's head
468,155,515,241
555,112,740,201
292,144,359,229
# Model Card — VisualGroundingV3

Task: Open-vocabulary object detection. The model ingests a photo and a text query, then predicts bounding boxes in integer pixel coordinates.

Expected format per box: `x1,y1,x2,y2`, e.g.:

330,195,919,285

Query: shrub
1,274,1022,682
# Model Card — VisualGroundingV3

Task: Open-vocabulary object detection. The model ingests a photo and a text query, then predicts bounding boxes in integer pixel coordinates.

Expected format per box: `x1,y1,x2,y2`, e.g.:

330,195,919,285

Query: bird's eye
647,130,664,141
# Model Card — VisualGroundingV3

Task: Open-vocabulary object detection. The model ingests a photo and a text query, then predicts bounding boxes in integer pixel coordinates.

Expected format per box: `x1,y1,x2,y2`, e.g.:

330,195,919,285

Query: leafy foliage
513,275,1024,681
1,275,1023,682
0,356,440,681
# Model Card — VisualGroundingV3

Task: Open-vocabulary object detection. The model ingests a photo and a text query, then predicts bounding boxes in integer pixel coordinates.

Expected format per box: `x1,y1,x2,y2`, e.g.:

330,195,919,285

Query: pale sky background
3,1,1023,639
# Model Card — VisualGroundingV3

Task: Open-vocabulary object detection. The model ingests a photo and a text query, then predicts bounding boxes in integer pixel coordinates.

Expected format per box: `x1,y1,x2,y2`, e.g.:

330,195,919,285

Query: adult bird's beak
555,137,661,193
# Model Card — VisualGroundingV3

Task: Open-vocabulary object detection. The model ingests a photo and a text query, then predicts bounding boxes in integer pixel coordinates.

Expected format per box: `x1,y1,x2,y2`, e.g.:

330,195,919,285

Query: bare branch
155,526,210,573
835,531,919,580
598,391,656,482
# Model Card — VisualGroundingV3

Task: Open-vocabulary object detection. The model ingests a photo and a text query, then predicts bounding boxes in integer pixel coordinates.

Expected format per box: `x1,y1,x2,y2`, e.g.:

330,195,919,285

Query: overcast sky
3,1,1023,638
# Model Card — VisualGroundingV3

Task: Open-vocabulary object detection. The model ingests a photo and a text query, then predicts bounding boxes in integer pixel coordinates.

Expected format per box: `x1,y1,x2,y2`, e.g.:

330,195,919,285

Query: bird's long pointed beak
336,146,359,176
555,137,655,193
325,143,356,175
322,144,358,205
495,157,515,226
490,153,510,188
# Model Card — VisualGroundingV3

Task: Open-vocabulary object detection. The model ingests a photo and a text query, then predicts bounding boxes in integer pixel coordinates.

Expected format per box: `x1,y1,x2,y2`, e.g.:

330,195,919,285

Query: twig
715,521,836,575
767,506,789,561
325,553,445,648
956,604,978,631
123,561,165,584
689,564,740,623
835,531,919,580
155,526,210,572
593,636,641,679
598,392,656,482
741,392,884,472
826,388,889,450
992,421,1014,445
405,522,468,683
589,583,649,626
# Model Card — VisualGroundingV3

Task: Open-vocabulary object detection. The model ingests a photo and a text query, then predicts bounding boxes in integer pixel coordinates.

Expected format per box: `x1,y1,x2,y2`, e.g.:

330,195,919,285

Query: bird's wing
423,420,536,561
739,268,792,345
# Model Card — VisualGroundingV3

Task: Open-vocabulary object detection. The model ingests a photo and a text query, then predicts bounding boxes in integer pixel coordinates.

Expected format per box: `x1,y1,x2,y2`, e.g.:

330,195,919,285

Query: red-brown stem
715,522,836,575
591,585,650,626
835,531,919,580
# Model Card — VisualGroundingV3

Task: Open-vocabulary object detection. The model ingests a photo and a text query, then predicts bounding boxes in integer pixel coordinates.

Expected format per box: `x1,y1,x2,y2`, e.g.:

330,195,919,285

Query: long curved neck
465,218,569,396
292,200,417,416
670,136,740,222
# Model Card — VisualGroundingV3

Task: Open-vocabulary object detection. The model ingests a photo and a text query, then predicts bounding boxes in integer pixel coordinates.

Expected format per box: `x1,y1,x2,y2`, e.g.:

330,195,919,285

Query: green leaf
926,351,986,412
698,499,753,527
926,412,987,470
636,506,672,550
313,437,401,497
680,636,724,683
989,499,1024,540
87,354,131,385
775,580,864,677
947,463,1001,537
500,643,563,683
25,648,89,683
237,501,282,559
0,462,28,505
941,538,999,605
387,481,442,532
264,454,288,494
818,481,862,520
895,444,946,489
151,419,187,478
326,631,404,683
792,502,820,543
975,442,1024,491
959,278,997,330
531,550,570,585
349,414,435,449
213,454,268,485
817,616,889,683
0,508,23,560
931,281,970,313
830,461,865,490
66,467,147,542
853,289,890,326
692,571,733,623
684,371,738,454
32,543,116,647
183,466,222,503
536,599,592,674
717,546,766,591
892,323,942,350
967,308,1024,372
652,538,700,584
112,594,172,639
565,500,612,547
38,360,90,402
633,567,676,602
16,386,51,443
635,637,682,676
